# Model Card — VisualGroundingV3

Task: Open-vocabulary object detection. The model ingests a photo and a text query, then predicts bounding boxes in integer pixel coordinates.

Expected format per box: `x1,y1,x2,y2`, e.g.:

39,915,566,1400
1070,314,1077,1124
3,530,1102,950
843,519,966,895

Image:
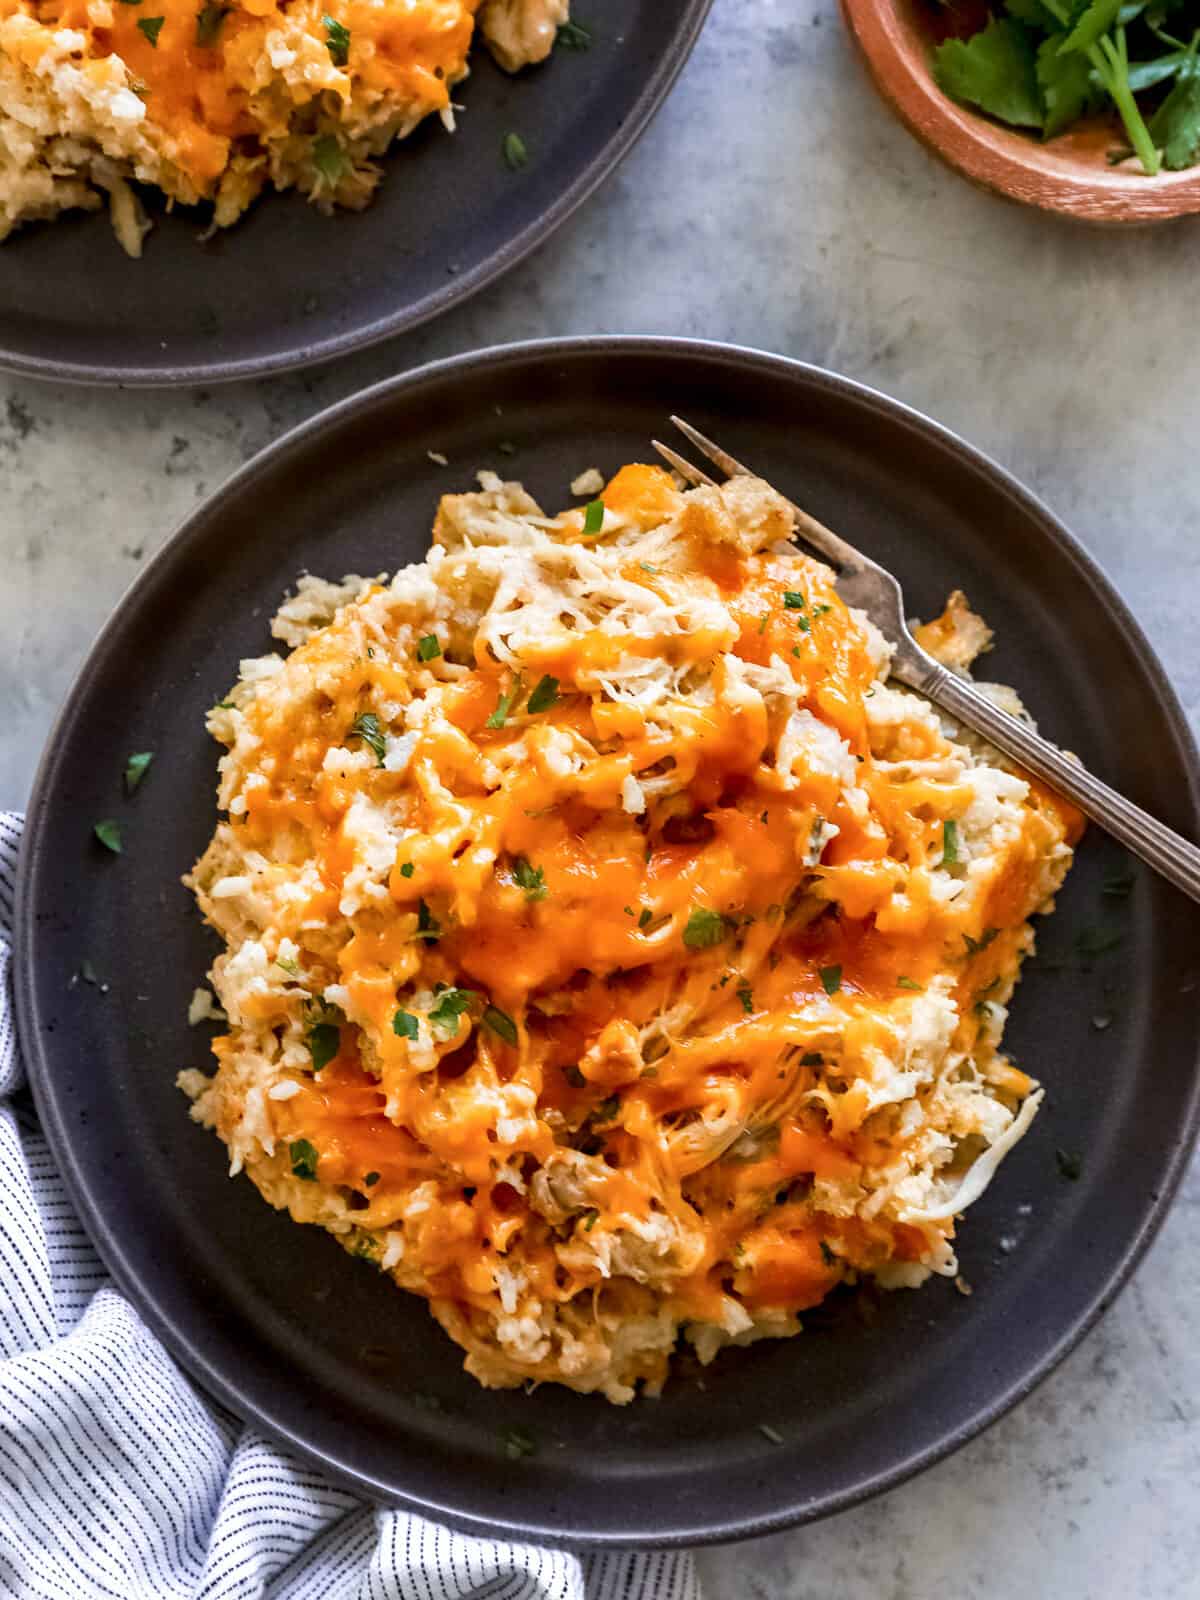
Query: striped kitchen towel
0,812,700,1600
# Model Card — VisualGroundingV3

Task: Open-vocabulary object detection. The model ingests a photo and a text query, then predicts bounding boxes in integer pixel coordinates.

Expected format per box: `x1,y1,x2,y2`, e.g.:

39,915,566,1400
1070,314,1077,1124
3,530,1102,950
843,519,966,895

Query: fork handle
914,661,1200,905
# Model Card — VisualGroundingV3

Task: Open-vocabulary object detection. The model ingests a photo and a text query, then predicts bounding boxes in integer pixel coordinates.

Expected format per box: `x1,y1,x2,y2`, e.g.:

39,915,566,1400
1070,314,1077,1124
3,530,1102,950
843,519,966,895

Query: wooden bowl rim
840,0,1200,223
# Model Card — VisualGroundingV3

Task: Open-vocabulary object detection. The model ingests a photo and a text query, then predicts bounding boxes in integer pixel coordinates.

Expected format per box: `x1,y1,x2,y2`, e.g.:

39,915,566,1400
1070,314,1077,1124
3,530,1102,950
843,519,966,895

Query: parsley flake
896,976,923,991
737,982,754,1014
512,856,547,902
289,1139,319,1180
363,1171,380,1187
683,906,726,949
527,674,559,714
392,1008,419,1040
428,987,476,1036
1055,1148,1083,1182
416,633,441,662
782,591,806,609
307,1023,340,1072
93,819,122,854
818,963,842,996
323,13,350,64
582,498,605,535
136,14,165,44
555,18,591,49
350,711,386,765
482,1004,518,1047
195,2,230,46
502,131,529,170
941,818,960,866
963,927,1000,957
415,900,441,942
399,861,414,878
486,677,521,729
124,751,154,793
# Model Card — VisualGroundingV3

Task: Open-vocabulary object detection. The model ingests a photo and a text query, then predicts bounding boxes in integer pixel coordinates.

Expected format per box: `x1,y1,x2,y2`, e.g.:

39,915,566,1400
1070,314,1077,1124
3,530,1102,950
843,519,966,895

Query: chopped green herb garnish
486,677,521,729
289,1138,319,1180
941,818,960,866
782,591,806,609
415,900,441,941
737,982,754,1014
582,498,605,535
363,1171,380,1187
526,674,559,714
136,14,165,44
818,964,842,996
399,861,414,878
323,13,350,64
482,1004,518,1047
276,956,300,976
392,1008,419,1040
311,133,349,182
758,1423,784,1445
638,907,653,930
583,1208,599,1231
307,1022,340,1072
93,819,122,854
1055,1147,1083,1182
512,856,547,902
592,1094,621,1124
195,2,230,46
963,927,1000,957
350,711,386,764
124,751,154,793
502,131,529,170
555,18,591,49
501,1426,536,1459
896,976,923,991
416,633,441,662
683,906,727,949
795,613,811,633
1076,926,1123,961
428,987,476,1036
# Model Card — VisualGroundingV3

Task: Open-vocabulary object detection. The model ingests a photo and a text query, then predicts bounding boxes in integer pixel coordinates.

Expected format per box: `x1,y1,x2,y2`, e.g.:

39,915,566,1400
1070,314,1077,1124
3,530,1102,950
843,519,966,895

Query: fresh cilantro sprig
931,1,1200,176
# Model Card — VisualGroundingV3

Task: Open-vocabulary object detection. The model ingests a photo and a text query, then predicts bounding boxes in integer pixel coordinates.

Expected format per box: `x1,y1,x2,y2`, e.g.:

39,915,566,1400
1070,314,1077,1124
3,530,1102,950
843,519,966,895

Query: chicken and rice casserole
181,462,1081,1403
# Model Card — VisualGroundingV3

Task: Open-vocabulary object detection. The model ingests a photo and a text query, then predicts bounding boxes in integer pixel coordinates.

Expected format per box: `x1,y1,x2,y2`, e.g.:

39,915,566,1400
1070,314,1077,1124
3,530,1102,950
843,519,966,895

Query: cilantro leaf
526,675,559,714
1037,31,1102,134
136,14,165,44
415,900,441,941
683,906,727,949
482,1004,518,1047
307,1022,340,1072
195,3,230,46
933,17,1044,129
1150,48,1200,168
782,591,807,609
512,856,547,901
350,711,386,765
818,963,842,996
94,819,122,854
124,751,154,793
486,677,521,729
289,1138,319,1181
392,1008,419,1040
428,987,477,1035
1059,0,1124,53
312,134,349,182
323,14,350,64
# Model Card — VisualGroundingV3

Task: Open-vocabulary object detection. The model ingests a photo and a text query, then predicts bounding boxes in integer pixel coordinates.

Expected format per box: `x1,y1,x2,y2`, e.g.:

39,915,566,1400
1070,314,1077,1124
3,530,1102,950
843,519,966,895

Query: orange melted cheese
189,463,1079,1398
22,0,477,188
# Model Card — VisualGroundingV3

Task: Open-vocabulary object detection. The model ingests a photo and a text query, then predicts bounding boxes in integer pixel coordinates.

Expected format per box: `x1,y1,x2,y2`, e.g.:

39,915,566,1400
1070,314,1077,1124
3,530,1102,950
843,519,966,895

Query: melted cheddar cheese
181,464,1080,1403
0,0,560,250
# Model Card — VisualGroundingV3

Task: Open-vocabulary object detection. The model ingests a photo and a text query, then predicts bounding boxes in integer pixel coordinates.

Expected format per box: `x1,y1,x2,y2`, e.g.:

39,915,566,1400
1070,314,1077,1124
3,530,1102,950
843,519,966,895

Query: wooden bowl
840,0,1200,223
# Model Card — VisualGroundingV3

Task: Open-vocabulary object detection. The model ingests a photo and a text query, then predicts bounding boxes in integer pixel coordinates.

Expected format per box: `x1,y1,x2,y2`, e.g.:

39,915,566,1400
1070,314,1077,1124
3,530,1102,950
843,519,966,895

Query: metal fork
654,416,1200,906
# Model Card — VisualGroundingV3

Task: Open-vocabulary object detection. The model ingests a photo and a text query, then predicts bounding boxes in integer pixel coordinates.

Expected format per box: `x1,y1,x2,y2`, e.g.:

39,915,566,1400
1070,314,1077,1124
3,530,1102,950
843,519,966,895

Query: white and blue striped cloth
0,813,700,1600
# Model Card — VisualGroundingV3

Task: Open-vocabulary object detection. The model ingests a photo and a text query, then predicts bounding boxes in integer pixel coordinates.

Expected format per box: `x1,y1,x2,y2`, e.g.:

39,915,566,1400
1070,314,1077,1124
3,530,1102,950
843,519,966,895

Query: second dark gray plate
17,338,1200,1545
0,3,709,385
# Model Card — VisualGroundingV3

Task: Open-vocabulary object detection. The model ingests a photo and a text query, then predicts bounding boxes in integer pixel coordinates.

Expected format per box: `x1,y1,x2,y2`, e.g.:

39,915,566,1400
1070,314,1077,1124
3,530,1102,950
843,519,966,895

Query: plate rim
0,3,712,389
16,334,1200,1545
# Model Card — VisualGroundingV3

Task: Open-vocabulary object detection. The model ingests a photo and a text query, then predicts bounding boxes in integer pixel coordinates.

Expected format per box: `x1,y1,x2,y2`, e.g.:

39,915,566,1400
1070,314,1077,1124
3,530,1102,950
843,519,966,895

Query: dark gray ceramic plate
0,5,708,386
17,338,1200,1546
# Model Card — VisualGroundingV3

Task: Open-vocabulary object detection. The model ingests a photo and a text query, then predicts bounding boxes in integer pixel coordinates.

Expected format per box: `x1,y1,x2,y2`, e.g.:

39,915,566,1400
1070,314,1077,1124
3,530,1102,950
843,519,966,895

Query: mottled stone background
1,1,1196,1594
